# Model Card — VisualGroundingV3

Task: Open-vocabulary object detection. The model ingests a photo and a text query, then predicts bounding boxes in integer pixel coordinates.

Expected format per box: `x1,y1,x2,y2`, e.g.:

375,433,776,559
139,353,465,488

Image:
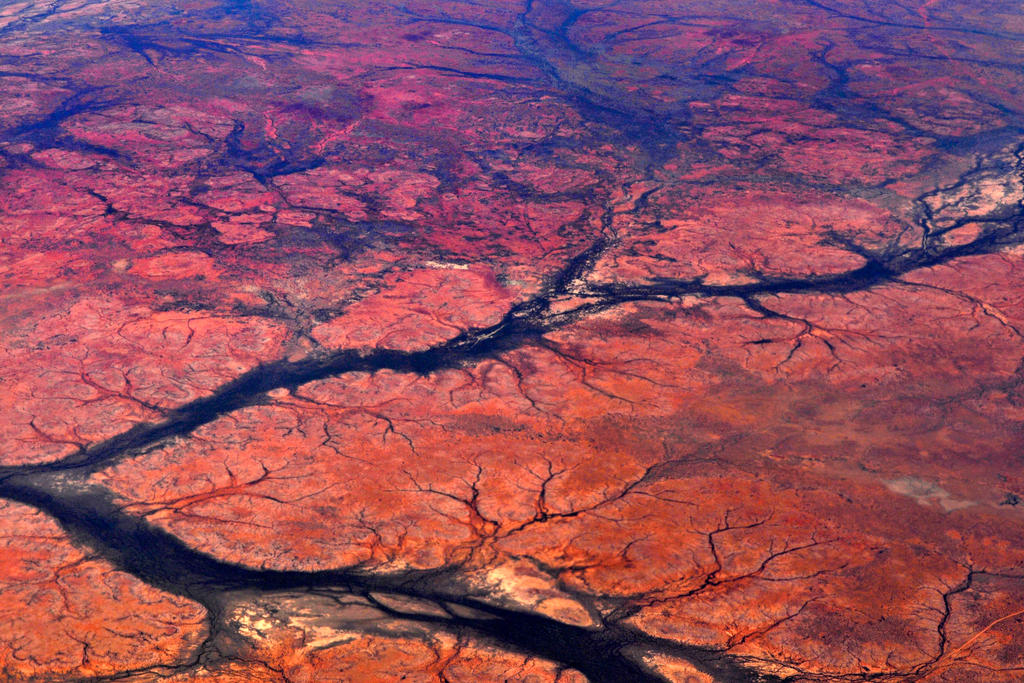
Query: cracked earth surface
1,0,1024,680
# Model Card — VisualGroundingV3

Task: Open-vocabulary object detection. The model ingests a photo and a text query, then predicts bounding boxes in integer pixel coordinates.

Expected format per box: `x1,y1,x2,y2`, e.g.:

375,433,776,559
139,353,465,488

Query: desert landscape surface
1,0,1023,680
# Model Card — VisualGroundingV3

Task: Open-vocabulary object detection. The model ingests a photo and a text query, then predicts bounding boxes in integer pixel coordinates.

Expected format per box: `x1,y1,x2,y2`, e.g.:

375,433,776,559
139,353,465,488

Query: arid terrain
1,0,1023,680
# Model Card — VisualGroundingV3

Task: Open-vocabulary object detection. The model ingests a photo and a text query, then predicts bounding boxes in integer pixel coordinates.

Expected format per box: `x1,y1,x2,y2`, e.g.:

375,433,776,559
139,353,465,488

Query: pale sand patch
885,476,975,512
